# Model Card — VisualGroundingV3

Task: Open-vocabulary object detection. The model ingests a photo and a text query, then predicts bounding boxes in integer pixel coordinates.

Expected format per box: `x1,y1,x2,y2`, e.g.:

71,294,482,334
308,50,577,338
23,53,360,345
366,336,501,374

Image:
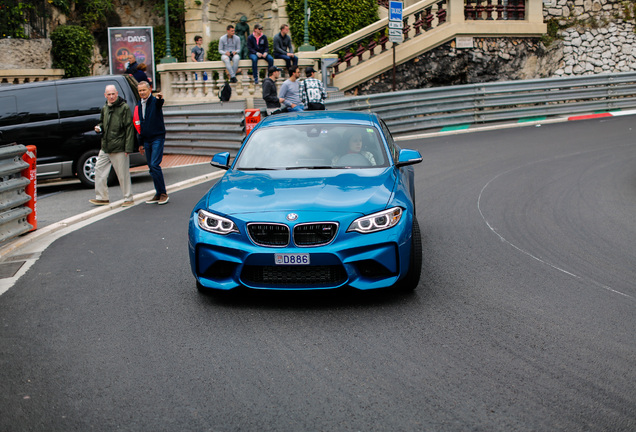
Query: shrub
285,0,378,49
154,25,185,62
51,25,94,78
207,40,221,61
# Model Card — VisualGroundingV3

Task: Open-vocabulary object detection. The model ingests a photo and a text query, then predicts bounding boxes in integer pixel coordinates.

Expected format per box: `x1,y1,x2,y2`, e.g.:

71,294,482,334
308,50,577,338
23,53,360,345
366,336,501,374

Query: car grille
241,265,347,287
247,222,339,247
293,223,338,246
247,223,290,246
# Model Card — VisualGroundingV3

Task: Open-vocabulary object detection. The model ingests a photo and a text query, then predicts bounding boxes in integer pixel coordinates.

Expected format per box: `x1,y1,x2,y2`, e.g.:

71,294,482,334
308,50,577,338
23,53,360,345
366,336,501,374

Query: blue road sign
389,1,403,22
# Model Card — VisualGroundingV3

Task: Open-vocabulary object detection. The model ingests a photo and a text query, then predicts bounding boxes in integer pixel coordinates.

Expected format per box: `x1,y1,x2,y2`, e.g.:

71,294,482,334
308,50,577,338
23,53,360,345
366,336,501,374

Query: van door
10,85,60,161
55,80,115,164
0,95,19,145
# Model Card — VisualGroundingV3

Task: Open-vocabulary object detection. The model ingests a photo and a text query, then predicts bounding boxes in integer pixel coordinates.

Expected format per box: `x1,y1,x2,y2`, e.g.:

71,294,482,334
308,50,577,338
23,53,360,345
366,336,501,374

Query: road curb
0,170,224,261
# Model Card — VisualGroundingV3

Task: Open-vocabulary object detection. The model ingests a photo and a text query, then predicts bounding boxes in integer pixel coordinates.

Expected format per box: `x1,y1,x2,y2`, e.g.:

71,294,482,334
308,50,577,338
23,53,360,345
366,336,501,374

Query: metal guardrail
324,71,636,137
0,144,33,243
162,71,636,155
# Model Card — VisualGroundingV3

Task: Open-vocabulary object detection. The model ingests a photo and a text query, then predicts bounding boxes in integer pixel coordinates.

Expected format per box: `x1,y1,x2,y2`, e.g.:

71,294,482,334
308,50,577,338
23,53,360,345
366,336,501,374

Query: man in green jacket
90,85,135,206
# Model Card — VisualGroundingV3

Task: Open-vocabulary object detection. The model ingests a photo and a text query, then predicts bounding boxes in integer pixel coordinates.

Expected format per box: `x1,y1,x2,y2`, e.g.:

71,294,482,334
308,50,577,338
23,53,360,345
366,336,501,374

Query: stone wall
0,39,53,69
185,0,289,61
543,0,627,23
554,22,636,76
351,0,636,95
350,37,561,95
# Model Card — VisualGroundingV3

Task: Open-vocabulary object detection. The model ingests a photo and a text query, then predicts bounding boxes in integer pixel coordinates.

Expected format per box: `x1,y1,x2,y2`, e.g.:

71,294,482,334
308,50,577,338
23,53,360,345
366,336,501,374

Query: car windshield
235,124,389,170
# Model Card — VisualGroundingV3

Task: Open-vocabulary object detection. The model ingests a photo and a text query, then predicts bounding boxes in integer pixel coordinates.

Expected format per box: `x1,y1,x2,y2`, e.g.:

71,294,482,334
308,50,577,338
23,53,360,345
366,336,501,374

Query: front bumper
188,213,413,291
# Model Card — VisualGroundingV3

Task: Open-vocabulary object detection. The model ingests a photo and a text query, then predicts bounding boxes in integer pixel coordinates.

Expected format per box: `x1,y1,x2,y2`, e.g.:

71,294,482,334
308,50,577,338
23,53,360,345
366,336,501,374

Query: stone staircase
163,101,246,156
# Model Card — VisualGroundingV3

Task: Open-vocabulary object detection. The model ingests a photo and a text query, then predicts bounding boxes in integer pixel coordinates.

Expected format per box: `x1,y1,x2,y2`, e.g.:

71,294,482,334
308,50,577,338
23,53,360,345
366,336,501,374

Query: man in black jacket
136,81,169,205
262,66,283,115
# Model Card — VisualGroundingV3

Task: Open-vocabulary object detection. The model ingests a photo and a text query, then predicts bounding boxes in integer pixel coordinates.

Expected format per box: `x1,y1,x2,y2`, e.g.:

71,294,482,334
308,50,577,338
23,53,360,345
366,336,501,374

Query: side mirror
395,149,422,168
211,152,230,170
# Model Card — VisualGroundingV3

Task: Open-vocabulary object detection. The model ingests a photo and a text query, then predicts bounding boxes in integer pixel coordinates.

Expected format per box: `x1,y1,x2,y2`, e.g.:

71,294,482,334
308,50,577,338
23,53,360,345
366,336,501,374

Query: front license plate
275,253,310,265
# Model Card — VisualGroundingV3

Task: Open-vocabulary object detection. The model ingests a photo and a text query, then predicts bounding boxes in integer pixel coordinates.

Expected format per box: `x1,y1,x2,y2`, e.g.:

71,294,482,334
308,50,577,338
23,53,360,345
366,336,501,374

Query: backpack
219,82,231,102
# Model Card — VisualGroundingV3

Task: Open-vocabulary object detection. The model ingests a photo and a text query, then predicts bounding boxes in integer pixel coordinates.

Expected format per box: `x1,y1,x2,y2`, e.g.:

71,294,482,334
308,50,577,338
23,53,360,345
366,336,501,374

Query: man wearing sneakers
218,25,241,83
136,81,169,205
90,85,135,207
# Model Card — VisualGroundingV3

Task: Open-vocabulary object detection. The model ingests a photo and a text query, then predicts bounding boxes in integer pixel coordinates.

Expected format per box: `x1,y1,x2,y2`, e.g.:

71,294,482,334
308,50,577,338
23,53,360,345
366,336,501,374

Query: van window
0,96,18,126
15,86,58,123
57,81,121,118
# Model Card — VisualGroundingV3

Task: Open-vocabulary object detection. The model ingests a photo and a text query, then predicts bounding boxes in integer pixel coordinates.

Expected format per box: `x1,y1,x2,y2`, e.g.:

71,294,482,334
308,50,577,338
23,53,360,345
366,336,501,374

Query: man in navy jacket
247,23,273,85
136,81,169,205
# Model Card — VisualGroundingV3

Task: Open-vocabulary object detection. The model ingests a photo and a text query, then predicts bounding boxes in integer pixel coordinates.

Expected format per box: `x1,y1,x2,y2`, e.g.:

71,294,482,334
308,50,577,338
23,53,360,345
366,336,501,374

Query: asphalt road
1,117,635,431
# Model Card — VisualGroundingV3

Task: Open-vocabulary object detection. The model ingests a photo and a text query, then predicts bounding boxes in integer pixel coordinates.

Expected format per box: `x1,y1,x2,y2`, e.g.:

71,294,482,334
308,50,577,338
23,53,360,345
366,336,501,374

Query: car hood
205,168,396,216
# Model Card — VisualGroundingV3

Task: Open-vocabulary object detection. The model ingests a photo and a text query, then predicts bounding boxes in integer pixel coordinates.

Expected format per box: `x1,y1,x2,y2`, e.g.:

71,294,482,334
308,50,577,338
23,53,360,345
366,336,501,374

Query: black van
0,75,146,187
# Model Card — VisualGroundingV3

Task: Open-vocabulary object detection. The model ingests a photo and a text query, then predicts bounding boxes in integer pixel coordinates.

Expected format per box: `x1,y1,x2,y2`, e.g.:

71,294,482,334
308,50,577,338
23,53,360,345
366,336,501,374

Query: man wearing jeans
247,23,273,85
273,24,298,73
136,81,169,205
218,25,241,83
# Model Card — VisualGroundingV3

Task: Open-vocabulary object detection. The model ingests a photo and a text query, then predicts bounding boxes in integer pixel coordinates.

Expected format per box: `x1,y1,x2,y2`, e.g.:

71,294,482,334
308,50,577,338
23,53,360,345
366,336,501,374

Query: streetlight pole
161,0,177,63
298,0,315,52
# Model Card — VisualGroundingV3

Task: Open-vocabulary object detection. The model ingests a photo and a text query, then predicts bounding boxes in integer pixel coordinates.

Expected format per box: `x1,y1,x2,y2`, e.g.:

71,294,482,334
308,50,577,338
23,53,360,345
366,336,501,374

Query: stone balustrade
157,0,545,103
157,58,318,106
0,69,65,84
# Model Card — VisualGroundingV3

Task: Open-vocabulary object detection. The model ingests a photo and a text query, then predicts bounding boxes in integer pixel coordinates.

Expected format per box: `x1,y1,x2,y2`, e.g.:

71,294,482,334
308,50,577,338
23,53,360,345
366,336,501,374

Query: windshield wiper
286,166,334,170
238,167,279,171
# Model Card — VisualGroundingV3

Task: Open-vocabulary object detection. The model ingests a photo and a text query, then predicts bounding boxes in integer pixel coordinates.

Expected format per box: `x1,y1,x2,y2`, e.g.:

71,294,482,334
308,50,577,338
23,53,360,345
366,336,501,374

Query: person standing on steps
262,66,283,115
135,81,169,205
90,85,135,207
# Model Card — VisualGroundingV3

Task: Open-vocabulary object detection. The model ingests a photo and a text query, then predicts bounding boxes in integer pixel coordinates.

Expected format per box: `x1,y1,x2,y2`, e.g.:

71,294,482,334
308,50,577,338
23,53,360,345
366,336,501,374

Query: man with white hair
90,85,135,207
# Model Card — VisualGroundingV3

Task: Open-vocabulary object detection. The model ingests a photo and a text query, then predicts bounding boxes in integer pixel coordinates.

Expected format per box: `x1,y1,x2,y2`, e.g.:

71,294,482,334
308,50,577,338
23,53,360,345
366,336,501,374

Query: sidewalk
131,154,212,172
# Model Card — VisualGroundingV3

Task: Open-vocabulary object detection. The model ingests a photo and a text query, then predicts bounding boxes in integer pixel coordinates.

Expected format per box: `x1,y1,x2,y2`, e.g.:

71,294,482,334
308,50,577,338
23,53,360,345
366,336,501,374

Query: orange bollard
21,145,37,231
244,109,261,136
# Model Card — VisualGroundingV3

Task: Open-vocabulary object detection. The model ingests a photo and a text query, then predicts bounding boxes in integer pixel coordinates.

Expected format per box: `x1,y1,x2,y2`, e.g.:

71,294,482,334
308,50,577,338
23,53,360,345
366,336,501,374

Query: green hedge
51,25,94,78
206,40,221,61
154,25,185,62
285,0,379,49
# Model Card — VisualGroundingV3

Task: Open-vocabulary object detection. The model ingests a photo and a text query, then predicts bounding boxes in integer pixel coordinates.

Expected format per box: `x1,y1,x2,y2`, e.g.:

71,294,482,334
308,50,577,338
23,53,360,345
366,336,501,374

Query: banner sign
107,27,155,88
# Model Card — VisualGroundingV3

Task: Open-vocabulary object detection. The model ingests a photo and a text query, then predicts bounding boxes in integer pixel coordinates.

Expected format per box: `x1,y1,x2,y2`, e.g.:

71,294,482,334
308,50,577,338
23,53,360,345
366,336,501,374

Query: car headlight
347,207,403,234
197,209,238,235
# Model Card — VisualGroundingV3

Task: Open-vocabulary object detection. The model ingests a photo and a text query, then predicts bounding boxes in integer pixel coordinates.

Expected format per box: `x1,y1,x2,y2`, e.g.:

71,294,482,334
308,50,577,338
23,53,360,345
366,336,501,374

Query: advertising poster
107,27,155,89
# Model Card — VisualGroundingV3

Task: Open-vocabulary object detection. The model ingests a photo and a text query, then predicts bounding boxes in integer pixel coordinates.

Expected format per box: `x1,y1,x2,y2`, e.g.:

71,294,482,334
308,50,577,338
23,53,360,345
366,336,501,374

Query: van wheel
77,150,116,187
77,150,99,187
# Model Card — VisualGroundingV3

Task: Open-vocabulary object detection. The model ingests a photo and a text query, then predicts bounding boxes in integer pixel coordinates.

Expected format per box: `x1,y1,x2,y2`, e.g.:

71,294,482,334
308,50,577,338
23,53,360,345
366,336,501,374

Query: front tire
77,150,99,187
399,218,422,292
77,149,116,188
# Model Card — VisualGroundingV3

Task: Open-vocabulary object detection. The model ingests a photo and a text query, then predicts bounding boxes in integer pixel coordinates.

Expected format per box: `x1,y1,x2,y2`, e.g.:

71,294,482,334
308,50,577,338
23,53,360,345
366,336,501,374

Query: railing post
447,0,465,24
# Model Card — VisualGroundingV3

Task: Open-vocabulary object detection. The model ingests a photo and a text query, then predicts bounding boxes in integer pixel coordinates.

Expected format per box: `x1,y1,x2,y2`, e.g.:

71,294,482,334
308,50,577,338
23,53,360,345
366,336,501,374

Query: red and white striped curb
568,109,636,121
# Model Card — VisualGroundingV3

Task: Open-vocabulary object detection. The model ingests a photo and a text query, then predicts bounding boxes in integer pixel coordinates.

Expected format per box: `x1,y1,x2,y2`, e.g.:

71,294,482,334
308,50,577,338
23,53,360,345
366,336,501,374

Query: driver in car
333,131,376,166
